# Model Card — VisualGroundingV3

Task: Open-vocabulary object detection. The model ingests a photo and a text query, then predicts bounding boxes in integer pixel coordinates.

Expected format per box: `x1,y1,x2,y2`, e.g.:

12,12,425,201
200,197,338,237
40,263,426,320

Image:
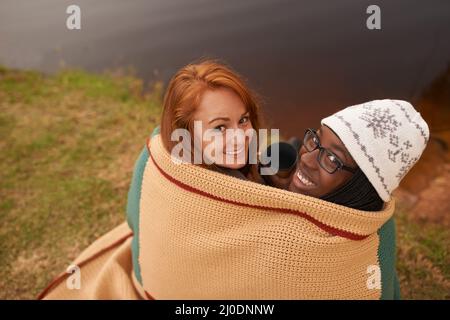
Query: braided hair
320,167,384,211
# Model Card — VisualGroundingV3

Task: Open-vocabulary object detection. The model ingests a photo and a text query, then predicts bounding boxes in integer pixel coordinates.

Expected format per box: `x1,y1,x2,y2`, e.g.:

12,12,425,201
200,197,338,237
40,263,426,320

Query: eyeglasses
302,129,357,174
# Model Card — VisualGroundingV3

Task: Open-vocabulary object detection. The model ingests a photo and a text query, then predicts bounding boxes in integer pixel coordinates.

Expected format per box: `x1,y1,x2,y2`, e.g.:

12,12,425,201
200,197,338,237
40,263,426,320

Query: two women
159,60,428,212
39,60,429,300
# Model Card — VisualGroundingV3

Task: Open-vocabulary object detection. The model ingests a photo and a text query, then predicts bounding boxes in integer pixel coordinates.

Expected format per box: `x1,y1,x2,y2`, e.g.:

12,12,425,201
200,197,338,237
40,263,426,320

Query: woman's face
194,87,253,169
288,125,357,197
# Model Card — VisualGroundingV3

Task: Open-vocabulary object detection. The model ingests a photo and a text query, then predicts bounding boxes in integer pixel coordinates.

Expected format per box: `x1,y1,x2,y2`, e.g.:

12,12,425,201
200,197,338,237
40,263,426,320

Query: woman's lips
224,144,245,155
293,166,316,189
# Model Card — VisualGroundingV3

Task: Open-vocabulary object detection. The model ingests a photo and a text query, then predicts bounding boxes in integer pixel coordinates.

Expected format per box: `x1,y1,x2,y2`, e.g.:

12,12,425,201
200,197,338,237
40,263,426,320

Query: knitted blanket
39,130,400,300
129,132,401,299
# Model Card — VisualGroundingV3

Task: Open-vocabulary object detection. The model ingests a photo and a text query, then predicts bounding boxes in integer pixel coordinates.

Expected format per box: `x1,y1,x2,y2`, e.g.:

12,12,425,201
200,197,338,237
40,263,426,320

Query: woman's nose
300,148,319,170
225,127,245,143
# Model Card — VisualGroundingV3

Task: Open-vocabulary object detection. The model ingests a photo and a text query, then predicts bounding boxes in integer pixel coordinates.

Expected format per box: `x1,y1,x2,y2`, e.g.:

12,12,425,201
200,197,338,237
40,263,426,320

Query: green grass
0,67,448,299
0,67,161,299
396,203,450,299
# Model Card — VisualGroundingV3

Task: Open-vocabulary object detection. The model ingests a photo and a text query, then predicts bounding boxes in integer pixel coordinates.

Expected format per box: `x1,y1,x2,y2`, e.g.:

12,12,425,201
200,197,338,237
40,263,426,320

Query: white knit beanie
321,99,429,202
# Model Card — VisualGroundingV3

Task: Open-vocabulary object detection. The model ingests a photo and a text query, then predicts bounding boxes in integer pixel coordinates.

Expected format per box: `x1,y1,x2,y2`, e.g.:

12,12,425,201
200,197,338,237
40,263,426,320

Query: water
1,0,449,137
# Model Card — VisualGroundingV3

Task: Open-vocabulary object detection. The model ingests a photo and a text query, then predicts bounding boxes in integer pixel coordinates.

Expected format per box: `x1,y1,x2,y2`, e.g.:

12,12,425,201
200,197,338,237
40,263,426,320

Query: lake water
1,0,449,136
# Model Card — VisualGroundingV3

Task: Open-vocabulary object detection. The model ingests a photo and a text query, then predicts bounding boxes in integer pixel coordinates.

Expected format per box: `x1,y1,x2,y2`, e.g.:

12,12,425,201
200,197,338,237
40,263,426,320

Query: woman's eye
214,125,226,132
239,116,249,124
328,154,338,164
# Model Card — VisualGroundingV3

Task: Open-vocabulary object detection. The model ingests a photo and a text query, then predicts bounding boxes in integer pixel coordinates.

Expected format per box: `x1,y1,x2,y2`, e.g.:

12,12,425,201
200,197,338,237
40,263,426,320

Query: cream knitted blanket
39,131,400,300
131,133,400,299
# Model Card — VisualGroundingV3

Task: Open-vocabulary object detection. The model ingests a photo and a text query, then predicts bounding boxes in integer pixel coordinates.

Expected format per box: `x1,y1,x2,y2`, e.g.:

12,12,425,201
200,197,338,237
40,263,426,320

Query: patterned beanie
321,99,429,202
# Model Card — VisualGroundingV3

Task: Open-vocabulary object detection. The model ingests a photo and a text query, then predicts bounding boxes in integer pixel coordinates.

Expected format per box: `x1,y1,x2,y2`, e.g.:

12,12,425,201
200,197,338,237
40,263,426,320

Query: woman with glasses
266,99,429,212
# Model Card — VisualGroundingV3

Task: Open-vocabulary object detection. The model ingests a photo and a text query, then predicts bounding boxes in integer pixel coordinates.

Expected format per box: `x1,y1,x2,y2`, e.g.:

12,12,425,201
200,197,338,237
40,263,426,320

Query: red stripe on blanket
149,152,368,241
37,232,134,299
144,291,155,300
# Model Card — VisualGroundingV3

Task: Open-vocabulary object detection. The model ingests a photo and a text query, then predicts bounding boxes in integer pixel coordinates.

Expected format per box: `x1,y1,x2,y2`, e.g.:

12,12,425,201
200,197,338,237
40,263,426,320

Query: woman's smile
223,143,246,156
292,163,317,190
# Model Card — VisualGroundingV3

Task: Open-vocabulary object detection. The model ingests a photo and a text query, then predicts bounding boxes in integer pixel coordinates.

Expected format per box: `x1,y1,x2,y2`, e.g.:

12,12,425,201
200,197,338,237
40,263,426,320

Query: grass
396,204,450,299
0,67,162,299
0,66,448,299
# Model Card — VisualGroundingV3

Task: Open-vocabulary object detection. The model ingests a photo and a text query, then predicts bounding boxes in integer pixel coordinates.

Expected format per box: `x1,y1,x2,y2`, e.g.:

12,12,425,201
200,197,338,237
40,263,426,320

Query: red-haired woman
159,59,265,182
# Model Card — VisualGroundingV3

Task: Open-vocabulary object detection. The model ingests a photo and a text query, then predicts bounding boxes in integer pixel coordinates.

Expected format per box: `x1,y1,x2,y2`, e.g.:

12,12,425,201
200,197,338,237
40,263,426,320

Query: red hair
160,59,263,153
